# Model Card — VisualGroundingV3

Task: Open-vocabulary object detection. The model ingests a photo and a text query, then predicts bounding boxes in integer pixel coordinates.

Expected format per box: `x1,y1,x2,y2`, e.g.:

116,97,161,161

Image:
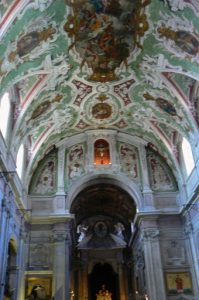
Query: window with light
0,92,11,139
182,137,195,177
16,144,24,179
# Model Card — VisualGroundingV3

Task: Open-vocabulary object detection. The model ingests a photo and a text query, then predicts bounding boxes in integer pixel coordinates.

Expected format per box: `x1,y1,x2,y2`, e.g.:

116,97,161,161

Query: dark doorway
89,263,119,300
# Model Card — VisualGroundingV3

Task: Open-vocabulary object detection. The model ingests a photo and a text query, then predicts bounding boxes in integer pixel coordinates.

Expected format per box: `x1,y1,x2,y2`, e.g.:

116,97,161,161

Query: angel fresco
64,0,150,82
143,92,179,117
16,27,56,57
157,26,199,57
0,26,56,77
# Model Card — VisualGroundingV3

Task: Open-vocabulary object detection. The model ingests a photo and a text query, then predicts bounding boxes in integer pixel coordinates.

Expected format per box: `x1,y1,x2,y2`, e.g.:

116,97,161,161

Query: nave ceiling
0,0,199,187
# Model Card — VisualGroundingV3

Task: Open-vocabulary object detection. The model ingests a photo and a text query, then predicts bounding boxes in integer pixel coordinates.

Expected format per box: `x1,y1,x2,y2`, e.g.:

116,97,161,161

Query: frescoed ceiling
0,0,199,183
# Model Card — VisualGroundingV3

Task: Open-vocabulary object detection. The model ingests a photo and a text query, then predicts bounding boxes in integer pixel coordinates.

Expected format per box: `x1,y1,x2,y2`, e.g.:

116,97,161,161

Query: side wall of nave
0,130,199,300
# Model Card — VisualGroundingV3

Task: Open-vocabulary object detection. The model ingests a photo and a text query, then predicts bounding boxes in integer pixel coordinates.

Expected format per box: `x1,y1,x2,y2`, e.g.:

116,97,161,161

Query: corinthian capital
141,229,160,241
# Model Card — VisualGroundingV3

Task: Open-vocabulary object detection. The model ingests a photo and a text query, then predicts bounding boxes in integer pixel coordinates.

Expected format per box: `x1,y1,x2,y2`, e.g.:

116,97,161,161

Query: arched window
182,137,195,176
16,144,24,178
94,139,111,165
0,92,11,139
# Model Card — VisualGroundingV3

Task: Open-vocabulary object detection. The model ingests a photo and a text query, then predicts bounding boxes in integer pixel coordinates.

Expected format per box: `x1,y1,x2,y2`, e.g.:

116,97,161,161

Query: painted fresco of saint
17,27,56,57
158,26,199,56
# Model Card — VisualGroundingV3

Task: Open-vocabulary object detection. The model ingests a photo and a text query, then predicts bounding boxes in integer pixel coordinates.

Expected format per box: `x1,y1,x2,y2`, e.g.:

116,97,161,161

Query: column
184,223,199,295
138,145,154,211
81,252,88,300
54,147,66,213
53,222,71,300
118,263,127,300
140,220,166,300
0,199,11,300
16,225,27,300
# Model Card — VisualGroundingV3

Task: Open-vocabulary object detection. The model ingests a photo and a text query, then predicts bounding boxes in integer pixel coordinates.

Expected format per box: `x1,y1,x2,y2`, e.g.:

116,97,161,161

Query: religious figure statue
114,222,125,239
27,285,48,300
77,224,89,242
96,285,112,300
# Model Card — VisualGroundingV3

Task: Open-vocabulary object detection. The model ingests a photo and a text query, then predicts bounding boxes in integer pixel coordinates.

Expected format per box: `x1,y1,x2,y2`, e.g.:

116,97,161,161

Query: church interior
0,0,199,300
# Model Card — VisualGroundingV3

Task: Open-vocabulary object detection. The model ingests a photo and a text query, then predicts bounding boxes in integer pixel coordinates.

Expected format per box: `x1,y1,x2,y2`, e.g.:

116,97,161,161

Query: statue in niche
96,285,112,300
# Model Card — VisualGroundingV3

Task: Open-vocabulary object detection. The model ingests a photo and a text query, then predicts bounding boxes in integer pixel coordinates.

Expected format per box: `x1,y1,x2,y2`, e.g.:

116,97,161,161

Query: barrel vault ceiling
0,0,199,183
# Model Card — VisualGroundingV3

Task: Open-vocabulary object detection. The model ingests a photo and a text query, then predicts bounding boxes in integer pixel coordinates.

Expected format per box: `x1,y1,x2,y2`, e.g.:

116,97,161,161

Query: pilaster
184,222,199,296
52,222,71,300
138,145,154,211
140,219,166,300
54,147,66,213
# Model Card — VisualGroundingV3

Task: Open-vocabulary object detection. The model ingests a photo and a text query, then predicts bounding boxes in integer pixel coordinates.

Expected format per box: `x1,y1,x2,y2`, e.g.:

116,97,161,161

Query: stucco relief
31,156,56,194
147,150,177,191
67,144,85,180
118,142,139,180
29,243,51,269
164,240,187,266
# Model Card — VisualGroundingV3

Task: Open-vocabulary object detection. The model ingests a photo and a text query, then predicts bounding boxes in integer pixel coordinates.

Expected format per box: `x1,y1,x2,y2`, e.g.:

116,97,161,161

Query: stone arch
68,173,143,212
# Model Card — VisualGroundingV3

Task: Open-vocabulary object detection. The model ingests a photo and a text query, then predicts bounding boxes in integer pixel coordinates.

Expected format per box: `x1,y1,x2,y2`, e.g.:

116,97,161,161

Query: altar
96,285,112,300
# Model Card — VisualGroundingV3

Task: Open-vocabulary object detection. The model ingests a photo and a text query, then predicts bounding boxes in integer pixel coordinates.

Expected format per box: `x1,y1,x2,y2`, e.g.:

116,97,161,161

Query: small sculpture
114,222,125,240
77,224,88,242
96,285,112,300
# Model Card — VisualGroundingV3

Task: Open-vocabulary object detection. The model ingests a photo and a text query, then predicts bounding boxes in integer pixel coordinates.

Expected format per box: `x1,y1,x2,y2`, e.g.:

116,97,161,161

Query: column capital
141,228,160,242
52,222,72,242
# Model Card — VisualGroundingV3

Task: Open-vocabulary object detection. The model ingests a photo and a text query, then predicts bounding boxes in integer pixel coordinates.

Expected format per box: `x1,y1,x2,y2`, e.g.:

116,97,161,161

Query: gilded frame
25,276,52,299
165,272,193,295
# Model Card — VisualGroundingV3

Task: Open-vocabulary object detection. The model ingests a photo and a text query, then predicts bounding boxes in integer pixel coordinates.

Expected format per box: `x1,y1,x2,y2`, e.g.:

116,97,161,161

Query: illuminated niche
94,139,111,165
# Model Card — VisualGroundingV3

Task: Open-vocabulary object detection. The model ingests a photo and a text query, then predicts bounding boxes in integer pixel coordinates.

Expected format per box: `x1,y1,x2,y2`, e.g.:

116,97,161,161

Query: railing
135,295,147,300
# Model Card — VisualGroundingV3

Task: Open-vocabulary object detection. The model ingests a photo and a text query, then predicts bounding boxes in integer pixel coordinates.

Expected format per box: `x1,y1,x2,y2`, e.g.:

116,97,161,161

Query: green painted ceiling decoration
0,0,199,190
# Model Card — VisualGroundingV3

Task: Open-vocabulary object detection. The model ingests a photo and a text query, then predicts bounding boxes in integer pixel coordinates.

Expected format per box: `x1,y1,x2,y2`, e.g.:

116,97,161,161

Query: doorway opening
89,263,119,300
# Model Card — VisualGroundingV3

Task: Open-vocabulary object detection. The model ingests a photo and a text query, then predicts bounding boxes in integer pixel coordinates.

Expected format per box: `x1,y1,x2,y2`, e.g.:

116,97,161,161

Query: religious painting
92,102,112,120
25,276,52,300
165,272,193,295
64,0,150,82
157,25,199,58
143,92,178,117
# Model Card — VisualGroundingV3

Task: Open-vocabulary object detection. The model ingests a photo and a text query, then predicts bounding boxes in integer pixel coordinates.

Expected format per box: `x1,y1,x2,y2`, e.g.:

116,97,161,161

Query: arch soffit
68,173,143,212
